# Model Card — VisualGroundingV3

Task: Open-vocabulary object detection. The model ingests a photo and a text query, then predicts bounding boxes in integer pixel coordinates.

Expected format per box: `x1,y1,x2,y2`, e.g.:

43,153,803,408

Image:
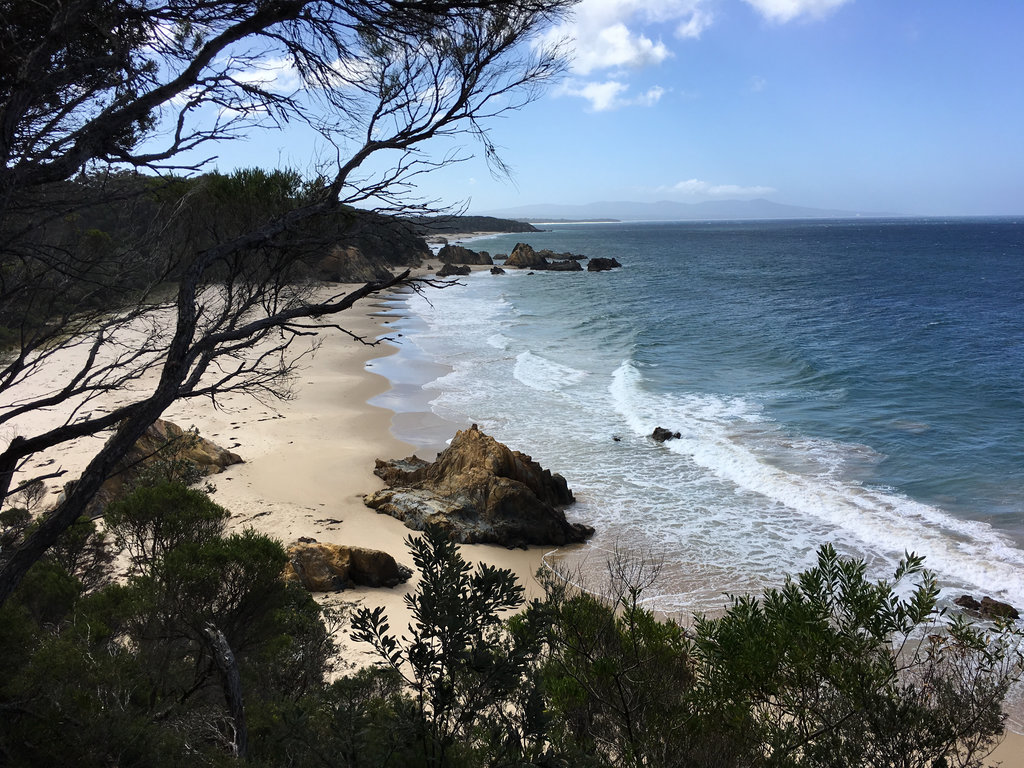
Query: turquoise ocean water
370,218,1024,617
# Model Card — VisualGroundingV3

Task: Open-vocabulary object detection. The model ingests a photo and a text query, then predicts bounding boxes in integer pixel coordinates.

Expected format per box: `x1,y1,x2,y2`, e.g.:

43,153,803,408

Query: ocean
369,218,1024,617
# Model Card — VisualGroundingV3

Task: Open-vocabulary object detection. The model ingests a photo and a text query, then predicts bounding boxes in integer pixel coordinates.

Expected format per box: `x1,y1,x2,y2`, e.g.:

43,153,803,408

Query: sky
200,0,1024,217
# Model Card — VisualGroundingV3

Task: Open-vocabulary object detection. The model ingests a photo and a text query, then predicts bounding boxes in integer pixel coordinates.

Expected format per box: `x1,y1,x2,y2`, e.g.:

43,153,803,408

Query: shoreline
346,271,1024,762
160,280,552,663
6,269,1023,761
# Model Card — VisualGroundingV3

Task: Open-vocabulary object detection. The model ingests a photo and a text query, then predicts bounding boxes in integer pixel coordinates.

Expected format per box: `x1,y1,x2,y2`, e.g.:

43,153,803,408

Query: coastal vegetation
0,0,575,603
2,1,1022,766
1,475,1020,766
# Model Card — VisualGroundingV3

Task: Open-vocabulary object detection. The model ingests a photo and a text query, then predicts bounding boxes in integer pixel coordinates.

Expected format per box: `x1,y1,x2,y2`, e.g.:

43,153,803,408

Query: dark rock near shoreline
490,266,506,275
651,427,681,443
364,424,593,547
506,243,547,269
504,242,610,272
437,262,471,277
546,258,583,271
588,257,622,272
283,540,412,591
955,594,1020,620
315,245,393,282
437,243,493,265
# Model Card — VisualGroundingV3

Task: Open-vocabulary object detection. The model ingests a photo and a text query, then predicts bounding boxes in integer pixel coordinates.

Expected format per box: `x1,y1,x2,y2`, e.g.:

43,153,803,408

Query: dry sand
157,286,553,666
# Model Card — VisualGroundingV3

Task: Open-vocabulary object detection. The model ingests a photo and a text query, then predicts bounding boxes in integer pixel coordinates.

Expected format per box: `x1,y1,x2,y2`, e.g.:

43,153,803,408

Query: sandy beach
5,273,1022,763
157,282,552,664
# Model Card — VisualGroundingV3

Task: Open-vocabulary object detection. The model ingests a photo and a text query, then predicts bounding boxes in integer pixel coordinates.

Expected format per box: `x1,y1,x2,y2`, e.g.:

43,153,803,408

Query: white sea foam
513,351,588,392
610,360,1024,606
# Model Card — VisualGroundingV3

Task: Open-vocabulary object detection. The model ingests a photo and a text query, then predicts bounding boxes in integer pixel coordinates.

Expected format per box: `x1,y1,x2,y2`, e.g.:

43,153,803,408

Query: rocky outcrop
505,243,547,269
490,266,506,275
505,243,591,272
437,244,493,265
84,419,242,513
588,257,622,272
283,539,412,591
954,594,1020,620
315,245,393,282
364,424,593,547
437,262,471,277
546,258,583,272
651,427,681,443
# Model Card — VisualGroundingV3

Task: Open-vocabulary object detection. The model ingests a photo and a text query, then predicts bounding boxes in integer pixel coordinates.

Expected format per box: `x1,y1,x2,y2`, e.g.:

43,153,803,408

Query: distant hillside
479,199,878,222
408,215,540,235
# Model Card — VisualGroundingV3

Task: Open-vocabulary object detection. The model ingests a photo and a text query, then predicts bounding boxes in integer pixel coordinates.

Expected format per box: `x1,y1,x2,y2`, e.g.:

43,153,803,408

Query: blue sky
204,0,1024,216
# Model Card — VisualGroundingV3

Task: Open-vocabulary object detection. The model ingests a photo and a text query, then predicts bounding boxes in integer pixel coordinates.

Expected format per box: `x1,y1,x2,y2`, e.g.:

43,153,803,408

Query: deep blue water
372,218,1024,613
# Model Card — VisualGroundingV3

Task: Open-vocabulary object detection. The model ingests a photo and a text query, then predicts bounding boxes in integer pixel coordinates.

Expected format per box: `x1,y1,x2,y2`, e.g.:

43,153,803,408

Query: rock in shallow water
364,424,593,548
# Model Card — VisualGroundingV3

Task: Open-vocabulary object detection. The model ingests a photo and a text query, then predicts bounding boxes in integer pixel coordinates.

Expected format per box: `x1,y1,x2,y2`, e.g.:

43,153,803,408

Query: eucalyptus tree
0,0,575,604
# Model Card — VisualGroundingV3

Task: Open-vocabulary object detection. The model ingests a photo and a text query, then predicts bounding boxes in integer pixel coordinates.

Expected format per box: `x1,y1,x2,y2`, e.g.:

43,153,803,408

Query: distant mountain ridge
478,199,880,222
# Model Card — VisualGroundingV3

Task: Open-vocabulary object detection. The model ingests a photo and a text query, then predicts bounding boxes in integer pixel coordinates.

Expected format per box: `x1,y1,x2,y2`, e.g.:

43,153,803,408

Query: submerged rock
282,540,412,591
364,424,593,547
490,266,506,275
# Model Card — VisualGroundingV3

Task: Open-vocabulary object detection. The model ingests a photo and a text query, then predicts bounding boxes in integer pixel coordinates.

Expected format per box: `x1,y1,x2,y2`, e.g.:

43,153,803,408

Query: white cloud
742,0,852,23
546,0,714,75
573,22,671,74
664,178,777,197
232,56,302,94
559,79,666,111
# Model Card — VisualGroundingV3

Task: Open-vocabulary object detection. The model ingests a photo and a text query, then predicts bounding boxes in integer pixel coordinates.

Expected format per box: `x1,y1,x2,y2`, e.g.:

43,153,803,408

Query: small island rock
651,427,681,443
588,257,622,272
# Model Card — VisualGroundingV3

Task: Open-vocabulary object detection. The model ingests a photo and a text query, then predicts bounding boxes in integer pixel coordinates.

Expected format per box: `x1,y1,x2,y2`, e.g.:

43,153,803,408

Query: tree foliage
0,0,575,605
351,525,549,767
0,481,334,766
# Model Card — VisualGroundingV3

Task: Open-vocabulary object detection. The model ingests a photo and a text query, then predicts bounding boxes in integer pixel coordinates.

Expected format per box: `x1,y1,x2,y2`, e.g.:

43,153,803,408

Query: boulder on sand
85,418,242,513
437,262,471,277
364,424,593,547
282,540,412,591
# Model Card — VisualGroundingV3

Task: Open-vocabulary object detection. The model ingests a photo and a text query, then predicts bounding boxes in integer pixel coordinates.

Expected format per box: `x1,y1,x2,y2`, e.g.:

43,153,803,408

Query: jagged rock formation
588,257,622,272
490,266,506,275
315,245,393,282
437,262,471,277
85,419,242,513
546,258,583,272
437,244,493,265
364,424,593,547
505,243,547,268
505,243,588,271
282,539,412,591
954,594,1020,620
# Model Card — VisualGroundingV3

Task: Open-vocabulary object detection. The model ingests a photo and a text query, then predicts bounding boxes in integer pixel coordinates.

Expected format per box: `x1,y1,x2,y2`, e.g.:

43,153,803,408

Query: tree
0,481,337,766
350,526,548,767
692,544,1024,768
0,0,575,604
